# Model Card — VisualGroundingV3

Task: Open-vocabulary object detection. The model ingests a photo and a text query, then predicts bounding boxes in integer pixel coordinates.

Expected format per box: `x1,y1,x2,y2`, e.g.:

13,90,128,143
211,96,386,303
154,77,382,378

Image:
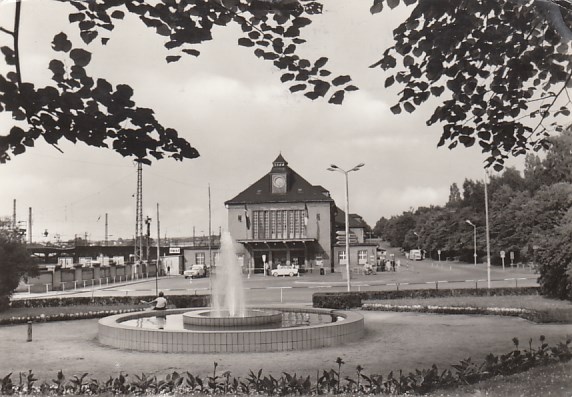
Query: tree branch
0,26,14,36
13,0,23,86
532,0,572,42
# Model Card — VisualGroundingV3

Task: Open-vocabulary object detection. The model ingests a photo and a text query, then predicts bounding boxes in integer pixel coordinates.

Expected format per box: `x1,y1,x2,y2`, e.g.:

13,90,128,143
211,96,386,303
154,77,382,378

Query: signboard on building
169,247,181,254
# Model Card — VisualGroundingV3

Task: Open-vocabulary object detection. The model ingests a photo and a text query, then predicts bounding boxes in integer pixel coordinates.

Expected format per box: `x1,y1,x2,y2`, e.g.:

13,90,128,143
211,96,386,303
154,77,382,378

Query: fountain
98,233,364,353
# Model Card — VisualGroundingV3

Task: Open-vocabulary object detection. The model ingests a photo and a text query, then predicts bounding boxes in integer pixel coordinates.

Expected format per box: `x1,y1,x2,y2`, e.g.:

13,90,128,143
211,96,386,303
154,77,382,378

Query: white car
184,265,206,279
271,266,299,277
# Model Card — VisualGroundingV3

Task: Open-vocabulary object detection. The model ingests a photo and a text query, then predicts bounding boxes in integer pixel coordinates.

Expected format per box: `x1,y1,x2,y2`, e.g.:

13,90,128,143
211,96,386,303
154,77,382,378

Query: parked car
271,265,299,277
184,264,206,278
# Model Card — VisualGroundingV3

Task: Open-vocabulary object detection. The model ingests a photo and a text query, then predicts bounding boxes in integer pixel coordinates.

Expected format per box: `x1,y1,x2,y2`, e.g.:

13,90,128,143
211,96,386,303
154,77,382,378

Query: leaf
292,17,312,29
387,0,400,9
403,102,415,113
166,56,181,63
80,30,98,44
281,73,295,82
328,90,345,105
182,49,200,57
238,38,254,47
69,48,92,67
311,80,331,97
111,10,125,19
314,57,328,68
430,86,445,96
69,13,85,23
52,33,72,52
0,46,15,65
385,75,395,88
289,84,306,93
332,75,351,86
370,0,384,14
48,59,65,77
390,104,401,114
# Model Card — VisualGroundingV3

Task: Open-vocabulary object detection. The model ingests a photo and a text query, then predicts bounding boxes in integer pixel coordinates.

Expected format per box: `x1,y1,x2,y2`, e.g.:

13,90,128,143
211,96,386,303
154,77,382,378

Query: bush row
9,294,209,309
361,303,569,324
1,337,570,396
312,287,540,309
0,308,144,326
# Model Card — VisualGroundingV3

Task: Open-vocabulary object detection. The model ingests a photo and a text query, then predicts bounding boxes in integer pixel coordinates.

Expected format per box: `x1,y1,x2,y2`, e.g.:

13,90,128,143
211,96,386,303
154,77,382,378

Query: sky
0,0,526,244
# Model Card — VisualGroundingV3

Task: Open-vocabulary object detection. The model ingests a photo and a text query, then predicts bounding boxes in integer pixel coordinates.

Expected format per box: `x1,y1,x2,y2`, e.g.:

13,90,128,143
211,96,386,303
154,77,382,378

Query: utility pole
208,184,212,269
484,170,491,289
156,203,160,295
28,207,32,244
145,216,152,262
105,213,108,247
134,162,143,264
12,199,16,231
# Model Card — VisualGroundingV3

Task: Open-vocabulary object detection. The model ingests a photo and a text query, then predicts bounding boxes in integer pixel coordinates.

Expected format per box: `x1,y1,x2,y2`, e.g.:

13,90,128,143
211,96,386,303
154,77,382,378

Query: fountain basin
183,309,283,328
98,307,364,353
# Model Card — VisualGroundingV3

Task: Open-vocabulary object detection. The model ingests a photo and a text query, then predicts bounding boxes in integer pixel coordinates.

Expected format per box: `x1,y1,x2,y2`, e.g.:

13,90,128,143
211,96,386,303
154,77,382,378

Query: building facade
332,211,379,273
225,154,336,274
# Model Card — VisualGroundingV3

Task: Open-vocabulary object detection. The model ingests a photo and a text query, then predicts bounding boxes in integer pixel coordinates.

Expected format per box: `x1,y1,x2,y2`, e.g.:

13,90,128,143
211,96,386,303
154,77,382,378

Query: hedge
9,294,209,309
312,287,540,309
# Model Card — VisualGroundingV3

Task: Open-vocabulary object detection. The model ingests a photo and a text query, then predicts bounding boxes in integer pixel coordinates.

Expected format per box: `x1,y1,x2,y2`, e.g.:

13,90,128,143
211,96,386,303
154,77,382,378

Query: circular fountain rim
183,308,283,327
98,307,364,353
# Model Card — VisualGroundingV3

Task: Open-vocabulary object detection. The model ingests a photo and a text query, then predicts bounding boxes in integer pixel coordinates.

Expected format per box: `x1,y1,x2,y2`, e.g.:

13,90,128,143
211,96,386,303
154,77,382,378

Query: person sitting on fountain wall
141,291,168,311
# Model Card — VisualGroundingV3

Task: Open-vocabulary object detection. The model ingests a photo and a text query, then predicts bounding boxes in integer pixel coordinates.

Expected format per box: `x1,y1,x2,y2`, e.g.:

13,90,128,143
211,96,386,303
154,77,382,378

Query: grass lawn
439,361,572,397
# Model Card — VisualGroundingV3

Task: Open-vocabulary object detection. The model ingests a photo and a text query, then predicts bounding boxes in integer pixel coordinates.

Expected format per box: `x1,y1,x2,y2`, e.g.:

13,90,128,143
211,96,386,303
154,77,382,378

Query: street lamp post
465,220,477,267
328,162,365,292
413,231,420,249
484,170,491,289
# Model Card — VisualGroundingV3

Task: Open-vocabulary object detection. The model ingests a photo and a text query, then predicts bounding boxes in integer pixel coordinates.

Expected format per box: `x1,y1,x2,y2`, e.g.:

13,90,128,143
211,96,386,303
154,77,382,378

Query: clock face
273,175,286,188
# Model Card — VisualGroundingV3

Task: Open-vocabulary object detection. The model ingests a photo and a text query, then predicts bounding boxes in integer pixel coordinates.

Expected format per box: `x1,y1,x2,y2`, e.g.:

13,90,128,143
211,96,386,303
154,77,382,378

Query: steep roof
225,155,334,205
334,209,369,228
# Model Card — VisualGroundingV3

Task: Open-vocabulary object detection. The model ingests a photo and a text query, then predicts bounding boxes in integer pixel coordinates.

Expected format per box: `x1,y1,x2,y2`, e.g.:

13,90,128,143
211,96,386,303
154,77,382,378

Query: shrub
0,235,38,312
10,294,209,309
535,228,572,301
313,287,540,309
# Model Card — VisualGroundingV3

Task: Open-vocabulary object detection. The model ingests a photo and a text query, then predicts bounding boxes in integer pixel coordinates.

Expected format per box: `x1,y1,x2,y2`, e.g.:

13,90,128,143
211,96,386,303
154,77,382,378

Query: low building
332,211,378,274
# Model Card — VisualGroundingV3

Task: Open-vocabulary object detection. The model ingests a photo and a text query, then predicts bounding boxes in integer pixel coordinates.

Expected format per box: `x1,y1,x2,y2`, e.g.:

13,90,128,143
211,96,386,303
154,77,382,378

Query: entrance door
252,252,266,274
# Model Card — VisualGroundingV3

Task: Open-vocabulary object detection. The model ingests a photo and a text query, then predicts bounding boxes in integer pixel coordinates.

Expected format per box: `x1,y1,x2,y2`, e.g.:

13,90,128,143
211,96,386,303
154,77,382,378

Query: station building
225,154,375,274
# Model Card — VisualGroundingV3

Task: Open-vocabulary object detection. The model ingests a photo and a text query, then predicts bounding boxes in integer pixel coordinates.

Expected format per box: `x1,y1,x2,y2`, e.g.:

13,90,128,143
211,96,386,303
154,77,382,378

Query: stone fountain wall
98,307,364,353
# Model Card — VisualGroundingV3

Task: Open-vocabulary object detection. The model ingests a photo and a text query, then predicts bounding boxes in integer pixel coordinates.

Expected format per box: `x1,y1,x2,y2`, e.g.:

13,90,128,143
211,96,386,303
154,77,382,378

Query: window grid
195,253,205,266
251,210,308,239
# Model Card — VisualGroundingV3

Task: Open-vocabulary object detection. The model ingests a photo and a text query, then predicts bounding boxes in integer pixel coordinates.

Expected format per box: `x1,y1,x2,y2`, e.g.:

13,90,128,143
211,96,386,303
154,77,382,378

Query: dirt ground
1,308,571,382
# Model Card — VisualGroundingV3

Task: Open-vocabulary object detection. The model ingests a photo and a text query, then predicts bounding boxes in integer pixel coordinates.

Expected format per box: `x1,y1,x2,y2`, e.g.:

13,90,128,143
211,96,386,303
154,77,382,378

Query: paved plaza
4,258,569,385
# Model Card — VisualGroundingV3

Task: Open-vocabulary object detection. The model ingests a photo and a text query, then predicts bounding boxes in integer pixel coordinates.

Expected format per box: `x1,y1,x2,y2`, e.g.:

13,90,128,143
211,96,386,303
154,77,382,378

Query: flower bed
362,303,531,318
1,337,570,395
0,307,145,325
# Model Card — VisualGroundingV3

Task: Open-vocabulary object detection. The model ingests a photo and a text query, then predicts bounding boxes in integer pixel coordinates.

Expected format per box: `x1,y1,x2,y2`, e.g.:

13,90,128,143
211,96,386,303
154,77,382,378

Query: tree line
373,129,572,300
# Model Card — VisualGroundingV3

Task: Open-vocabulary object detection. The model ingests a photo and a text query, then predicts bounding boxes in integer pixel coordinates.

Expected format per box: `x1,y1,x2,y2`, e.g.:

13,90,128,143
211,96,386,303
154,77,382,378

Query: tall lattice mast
134,162,143,263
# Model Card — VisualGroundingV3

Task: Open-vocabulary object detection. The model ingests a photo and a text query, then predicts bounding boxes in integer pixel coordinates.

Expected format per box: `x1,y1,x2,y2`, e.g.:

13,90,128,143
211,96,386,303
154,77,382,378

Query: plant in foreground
0,336,570,395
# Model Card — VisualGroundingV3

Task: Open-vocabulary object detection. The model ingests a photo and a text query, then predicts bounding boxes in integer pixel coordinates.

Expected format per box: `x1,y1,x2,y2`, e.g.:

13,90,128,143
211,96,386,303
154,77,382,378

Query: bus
409,249,423,260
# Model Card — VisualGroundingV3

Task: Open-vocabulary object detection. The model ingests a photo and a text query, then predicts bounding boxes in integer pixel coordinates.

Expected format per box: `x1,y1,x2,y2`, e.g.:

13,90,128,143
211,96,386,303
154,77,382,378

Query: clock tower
270,154,288,194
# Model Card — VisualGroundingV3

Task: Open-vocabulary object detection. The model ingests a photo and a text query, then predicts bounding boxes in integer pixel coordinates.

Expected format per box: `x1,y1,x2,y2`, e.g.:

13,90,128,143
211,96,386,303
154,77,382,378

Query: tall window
358,250,368,264
195,252,205,265
251,209,307,239
338,250,347,265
